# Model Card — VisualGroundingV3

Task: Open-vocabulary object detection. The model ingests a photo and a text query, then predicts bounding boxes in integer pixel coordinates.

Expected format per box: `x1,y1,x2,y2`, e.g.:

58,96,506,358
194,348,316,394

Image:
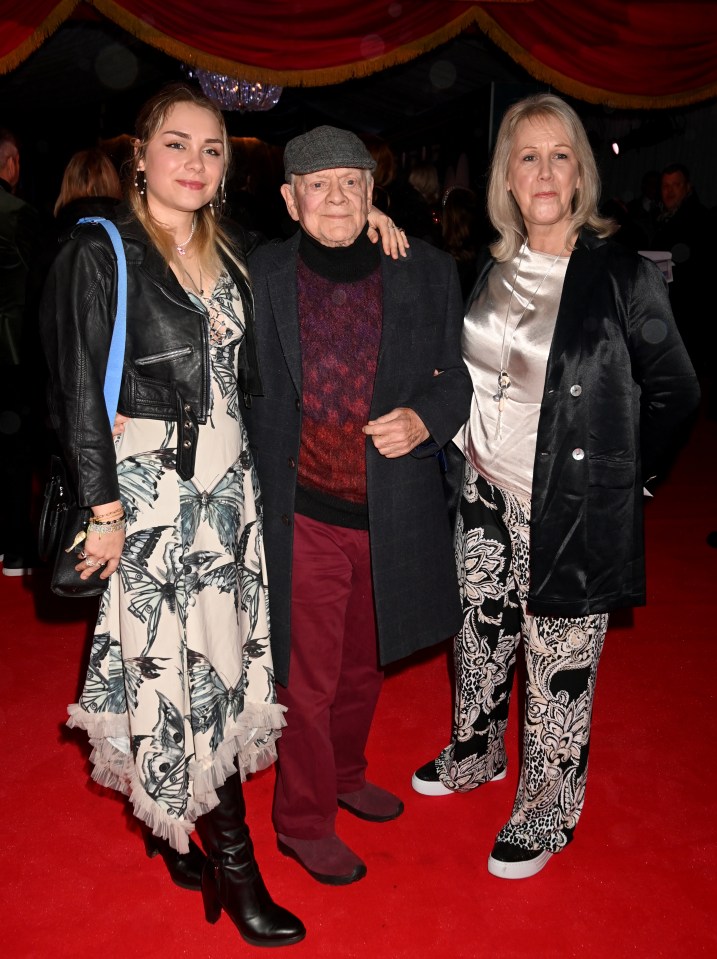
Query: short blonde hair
54,149,122,217
487,93,615,261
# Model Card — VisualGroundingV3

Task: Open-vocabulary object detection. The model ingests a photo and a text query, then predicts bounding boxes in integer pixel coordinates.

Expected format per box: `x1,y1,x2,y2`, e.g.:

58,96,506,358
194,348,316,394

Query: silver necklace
175,218,196,256
494,242,566,418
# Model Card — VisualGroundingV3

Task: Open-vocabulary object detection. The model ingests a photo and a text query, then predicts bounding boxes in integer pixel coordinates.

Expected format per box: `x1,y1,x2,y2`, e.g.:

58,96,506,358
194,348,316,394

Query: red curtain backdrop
1,0,716,106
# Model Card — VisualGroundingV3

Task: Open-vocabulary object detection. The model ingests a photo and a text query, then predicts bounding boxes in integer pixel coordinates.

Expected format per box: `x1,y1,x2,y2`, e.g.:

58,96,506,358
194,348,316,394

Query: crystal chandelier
190,68,282,112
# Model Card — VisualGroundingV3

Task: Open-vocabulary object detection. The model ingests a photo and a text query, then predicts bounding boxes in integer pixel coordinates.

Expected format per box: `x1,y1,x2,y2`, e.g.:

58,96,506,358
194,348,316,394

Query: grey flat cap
284,125,376,180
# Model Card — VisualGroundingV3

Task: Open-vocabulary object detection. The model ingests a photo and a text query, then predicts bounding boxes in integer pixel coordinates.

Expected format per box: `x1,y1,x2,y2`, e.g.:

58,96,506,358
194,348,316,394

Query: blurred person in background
0,127,39,577
53,147,122,234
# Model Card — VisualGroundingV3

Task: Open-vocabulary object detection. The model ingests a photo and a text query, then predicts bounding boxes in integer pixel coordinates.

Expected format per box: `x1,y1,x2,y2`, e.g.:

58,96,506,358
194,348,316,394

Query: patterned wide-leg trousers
436,464,609,853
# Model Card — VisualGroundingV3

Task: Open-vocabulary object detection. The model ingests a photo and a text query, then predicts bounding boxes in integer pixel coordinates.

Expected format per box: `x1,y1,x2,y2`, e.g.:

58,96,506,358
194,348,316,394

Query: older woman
411,94,699,879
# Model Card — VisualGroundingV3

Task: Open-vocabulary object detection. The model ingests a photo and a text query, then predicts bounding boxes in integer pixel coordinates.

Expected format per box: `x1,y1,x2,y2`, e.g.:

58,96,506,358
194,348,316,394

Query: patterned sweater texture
295,227,382,529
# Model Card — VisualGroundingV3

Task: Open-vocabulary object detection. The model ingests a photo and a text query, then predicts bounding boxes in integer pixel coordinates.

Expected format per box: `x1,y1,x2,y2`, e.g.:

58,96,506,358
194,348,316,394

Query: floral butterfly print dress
68,273,283,852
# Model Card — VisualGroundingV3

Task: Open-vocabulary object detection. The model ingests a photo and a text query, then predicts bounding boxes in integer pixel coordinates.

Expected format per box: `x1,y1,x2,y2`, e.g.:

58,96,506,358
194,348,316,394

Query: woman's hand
74,500,125,581
367,209,409,259
75,529,125,581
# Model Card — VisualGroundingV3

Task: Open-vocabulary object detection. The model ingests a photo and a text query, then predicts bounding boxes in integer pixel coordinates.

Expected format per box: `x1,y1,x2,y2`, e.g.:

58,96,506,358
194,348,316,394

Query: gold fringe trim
471,7,717,109
0,0,81,75
89,1,488,86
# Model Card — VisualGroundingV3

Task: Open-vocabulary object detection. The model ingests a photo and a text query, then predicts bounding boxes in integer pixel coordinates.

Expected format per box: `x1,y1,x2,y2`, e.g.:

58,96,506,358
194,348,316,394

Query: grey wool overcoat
244,232,472,687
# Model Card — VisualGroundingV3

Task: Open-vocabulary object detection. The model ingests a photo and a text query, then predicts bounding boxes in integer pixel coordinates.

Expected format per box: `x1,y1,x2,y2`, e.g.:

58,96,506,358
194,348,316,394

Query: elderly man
244,126,471,885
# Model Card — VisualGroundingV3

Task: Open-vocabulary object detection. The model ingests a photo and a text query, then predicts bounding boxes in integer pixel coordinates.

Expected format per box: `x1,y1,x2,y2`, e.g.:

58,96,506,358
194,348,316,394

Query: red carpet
2,410,716,959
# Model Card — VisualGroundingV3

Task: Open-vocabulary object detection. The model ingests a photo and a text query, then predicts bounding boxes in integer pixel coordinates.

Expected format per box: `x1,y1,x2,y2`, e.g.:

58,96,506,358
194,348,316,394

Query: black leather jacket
40,211,261,507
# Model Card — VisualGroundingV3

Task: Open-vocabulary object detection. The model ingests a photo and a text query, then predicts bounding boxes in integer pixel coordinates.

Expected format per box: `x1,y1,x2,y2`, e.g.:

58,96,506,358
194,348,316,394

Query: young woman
41,83,304,946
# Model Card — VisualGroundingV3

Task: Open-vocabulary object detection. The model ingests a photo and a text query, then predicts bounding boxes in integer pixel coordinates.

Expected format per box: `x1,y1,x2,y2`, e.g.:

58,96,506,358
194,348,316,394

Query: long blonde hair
126,83,246,277
487,93,616,261
54,148,121,217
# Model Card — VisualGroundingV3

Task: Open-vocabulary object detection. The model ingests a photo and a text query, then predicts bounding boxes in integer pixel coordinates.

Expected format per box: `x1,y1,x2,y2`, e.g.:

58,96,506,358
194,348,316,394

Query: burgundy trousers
272,513,383,839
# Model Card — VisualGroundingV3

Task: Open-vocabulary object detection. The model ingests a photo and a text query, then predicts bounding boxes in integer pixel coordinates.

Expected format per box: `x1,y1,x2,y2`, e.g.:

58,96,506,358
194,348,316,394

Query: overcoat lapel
265,233,303,396
371,253,409,416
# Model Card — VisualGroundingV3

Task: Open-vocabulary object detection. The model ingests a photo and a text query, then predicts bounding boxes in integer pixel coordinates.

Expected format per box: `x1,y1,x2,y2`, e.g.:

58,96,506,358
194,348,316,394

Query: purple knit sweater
295,227,382,529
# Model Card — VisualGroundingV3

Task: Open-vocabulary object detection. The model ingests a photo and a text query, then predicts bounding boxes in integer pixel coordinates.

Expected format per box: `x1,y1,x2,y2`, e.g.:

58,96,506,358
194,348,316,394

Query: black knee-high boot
196,774,306,948
144,830,206,891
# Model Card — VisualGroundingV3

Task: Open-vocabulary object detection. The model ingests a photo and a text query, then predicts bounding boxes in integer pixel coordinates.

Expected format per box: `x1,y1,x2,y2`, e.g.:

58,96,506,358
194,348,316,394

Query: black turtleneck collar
298,222,380,283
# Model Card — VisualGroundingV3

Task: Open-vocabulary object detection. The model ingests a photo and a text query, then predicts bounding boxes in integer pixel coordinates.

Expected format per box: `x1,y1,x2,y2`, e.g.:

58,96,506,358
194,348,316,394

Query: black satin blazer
468,229,699,616
40,211,261,506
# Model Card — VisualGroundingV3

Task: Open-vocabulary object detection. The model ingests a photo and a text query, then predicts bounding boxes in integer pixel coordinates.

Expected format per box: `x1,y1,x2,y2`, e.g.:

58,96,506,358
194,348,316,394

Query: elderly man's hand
363,407,429,458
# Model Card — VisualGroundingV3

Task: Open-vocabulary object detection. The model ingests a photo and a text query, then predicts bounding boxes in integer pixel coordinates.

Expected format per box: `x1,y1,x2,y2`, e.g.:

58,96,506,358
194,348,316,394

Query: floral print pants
436,464,609,854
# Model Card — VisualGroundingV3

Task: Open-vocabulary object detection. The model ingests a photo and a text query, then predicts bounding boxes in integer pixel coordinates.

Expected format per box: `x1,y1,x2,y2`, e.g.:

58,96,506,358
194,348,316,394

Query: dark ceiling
0,15,540,211
0,16,529,146
8,13,703,216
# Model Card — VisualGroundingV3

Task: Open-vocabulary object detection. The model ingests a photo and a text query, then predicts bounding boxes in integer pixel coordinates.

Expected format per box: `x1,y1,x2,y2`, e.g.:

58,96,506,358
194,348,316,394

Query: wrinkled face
661,171,690,213
281,168,372,247
137,101,225,224
506,115,581,246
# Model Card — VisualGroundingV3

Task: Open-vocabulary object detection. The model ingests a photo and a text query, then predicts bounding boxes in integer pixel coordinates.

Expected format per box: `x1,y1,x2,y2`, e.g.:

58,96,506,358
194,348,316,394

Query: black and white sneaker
487,840,552,879
411,754,507,796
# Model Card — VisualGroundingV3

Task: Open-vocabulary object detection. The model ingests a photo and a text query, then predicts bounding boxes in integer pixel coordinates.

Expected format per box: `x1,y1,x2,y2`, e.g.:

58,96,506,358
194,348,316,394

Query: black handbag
38,217,127,598
38,455,106,598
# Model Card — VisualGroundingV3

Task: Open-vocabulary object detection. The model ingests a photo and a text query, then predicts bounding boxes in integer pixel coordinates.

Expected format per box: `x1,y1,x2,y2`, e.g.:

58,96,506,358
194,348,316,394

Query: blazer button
184,420,192,430
572,447,585,460
281,514,291,526
288,457,296,469
183,439,192,449
295,398,301,411
184,403,191,412
570,384,582,397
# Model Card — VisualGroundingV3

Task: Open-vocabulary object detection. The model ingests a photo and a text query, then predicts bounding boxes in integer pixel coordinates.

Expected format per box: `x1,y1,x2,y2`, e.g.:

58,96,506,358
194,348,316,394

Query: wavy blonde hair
54,148,122,216
487,93,616,261
126,83,246,278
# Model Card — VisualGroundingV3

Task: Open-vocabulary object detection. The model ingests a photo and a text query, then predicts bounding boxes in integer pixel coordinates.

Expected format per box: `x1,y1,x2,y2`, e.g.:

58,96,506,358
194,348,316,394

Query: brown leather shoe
277,833,367,885
337,782,404,822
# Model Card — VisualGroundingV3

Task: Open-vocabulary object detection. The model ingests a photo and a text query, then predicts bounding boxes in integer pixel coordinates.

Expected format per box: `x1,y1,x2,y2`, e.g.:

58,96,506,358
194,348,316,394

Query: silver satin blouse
454,245,570,499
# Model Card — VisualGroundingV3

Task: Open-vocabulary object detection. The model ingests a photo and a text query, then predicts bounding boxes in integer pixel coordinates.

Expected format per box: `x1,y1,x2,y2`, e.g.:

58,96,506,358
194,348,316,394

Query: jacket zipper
135,346,192,366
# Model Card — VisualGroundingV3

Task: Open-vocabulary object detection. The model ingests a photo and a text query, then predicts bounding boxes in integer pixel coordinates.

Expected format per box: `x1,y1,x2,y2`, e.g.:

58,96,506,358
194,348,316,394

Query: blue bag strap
77,217,127,426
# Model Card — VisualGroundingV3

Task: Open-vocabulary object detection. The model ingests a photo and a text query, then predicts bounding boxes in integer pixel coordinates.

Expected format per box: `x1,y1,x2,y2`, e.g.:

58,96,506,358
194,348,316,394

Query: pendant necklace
494,241,566,437
182,263,204,297
175,218,196,256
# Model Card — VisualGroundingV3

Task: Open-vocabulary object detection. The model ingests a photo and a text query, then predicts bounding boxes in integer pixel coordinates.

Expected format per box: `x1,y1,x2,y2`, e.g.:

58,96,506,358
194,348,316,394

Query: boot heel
202,865,222,924
143,833,159,859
